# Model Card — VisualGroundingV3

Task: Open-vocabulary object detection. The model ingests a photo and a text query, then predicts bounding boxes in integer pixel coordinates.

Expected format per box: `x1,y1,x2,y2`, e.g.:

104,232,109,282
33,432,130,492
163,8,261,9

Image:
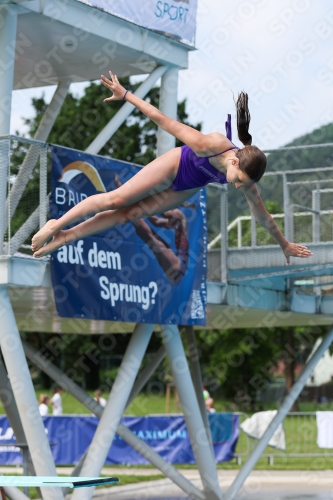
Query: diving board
0,476,119,488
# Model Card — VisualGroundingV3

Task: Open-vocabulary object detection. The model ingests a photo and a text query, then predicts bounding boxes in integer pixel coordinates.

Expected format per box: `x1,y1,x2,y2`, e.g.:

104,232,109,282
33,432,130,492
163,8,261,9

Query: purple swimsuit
170,114,238,192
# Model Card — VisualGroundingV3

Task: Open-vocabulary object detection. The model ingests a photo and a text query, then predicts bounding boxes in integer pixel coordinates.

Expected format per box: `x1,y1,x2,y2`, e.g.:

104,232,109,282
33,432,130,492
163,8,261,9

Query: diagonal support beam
224,323,333,500
2,481,30,500
127,344,166,407
5,197,47,255
161,325,222,500
85,65,168,155
0,139,10,255
0,286,63,500
5,80,70,229
23,338,205,500
0,359,39,498
0,358,34,473
184,326,214,457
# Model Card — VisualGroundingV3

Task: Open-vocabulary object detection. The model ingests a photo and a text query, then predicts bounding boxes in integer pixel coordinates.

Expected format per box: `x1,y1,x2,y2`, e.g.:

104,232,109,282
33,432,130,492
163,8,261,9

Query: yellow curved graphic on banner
58,161,106,192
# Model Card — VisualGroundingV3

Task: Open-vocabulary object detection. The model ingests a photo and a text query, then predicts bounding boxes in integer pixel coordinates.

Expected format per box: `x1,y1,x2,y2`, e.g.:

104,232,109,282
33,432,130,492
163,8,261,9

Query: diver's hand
101,71,126,101
283,242,313,265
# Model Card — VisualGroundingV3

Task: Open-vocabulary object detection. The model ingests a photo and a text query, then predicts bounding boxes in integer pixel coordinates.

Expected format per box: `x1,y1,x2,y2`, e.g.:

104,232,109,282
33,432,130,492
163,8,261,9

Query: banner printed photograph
50,145,207,325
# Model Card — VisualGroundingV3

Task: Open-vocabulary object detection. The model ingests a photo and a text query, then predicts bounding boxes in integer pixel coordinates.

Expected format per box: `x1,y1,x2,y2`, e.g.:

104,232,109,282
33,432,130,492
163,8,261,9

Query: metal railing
244,411,333,465
206,153,333,282
208,208,333,250
1,135,48,257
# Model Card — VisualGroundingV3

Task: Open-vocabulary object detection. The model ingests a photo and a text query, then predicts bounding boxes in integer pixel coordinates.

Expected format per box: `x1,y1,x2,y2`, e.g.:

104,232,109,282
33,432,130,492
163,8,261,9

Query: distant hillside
266,122,333,173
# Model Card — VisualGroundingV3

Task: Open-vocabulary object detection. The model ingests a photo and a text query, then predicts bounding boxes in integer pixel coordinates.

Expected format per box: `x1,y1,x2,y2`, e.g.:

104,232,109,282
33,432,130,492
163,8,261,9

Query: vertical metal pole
0,138,10,255
184,326,214,457
0,286,63,500
224,324,333,500
39,146,48,229
157,66,178,157
237,219,242,248
312,183,320,244
312,189,316,243
283,174,289,240
161,325,222,500
71,323,154,500
289,204,294,243
312,184,321,295
0,5,17,135
251,215,256,247
0,5,17,254
220,187,228,283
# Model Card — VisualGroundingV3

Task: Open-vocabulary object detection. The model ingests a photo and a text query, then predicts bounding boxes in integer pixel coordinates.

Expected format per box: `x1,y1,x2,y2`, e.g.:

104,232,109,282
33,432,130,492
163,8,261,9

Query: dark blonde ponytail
236,91,252,146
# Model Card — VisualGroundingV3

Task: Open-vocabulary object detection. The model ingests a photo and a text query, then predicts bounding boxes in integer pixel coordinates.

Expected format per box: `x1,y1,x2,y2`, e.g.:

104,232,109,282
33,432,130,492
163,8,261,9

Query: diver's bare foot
31,219,58,251
33,231,66,258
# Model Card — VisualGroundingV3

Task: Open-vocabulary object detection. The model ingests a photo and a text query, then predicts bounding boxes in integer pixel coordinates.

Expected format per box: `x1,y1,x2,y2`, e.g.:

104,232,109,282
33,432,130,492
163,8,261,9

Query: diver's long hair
235,92,266,182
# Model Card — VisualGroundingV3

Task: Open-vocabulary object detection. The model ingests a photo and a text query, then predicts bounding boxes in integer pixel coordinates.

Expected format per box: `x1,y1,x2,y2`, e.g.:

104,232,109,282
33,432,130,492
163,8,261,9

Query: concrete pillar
156,66,178,157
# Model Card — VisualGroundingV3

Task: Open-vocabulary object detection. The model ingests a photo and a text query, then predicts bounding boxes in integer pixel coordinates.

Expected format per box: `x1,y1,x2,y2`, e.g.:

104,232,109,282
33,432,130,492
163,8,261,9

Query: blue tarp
0,414,239,465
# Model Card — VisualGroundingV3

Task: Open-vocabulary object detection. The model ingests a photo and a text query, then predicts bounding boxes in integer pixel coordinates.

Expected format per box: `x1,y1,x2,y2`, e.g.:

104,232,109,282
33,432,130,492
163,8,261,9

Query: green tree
196,324,327,412
24,78,201,164
195,327,279,411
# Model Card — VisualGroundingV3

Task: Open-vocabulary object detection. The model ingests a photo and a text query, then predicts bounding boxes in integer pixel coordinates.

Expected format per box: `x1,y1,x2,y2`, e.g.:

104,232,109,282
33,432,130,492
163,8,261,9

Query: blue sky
10,0,333,149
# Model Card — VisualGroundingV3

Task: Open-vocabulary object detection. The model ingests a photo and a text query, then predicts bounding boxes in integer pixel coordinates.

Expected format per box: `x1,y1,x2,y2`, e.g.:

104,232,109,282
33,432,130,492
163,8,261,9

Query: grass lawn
2,390,329,416
1,392,332,472
6,391,180,416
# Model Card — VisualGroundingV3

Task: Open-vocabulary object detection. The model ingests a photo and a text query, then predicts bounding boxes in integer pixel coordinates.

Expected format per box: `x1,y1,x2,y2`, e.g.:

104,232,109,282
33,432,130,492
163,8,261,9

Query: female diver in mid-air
31,71,312,263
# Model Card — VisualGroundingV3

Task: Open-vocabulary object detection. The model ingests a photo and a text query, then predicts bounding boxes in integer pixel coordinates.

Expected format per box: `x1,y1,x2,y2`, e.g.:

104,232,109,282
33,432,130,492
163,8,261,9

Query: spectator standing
94,390,107,408
51,387,63,415
205,397,216,414
38,394,50,416
203,384,210,401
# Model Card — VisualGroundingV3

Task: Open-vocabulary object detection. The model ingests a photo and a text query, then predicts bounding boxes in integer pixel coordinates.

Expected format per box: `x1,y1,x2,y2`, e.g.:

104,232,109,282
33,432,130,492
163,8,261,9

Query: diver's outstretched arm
242,183,313,264
101,71,232,156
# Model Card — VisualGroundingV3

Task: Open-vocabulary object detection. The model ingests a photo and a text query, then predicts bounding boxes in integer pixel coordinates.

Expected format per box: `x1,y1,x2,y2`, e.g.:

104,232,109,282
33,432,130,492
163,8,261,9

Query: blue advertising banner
0,414,239,465
50,146,207,325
